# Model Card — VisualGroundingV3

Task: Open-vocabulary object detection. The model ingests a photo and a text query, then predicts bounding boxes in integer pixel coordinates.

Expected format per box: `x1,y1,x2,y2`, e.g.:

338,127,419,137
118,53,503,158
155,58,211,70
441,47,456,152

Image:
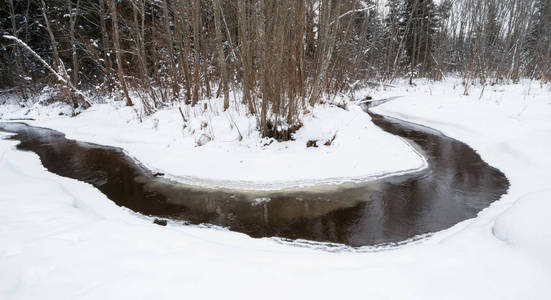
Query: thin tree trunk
68,0,80,86
98,0,112,83
132,0,156,109
41,0,76,106
259,0,270,136
213,0,229,110
108,0,133,106
191,0,201,105
40,0,61,69
198,3,211,99
173,0,192,104
288,0,305,124
237,0,253,113
309,0,340,106
162,0,179,100
8,0,27,100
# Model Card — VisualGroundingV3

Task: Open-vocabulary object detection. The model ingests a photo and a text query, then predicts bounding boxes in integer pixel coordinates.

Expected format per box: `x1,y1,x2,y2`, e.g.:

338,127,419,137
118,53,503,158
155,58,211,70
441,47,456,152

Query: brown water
0,108,509,247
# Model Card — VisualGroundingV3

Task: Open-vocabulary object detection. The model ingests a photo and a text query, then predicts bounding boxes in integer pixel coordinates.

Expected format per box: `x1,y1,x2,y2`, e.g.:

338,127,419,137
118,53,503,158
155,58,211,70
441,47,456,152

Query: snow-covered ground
371,77,551,269
0,93,425,190
1,78,551,299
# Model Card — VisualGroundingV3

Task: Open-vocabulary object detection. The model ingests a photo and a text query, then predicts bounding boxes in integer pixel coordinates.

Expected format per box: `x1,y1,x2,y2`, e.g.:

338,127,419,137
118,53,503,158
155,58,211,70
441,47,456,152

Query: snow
252,197,271,205
1,77,551,299
494,191,551,270
370,77,551,287
0,93,426,190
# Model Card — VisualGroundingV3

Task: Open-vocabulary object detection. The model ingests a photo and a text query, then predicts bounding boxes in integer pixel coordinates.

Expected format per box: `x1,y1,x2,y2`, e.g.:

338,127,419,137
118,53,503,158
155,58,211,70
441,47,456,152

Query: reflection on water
0,111,508,247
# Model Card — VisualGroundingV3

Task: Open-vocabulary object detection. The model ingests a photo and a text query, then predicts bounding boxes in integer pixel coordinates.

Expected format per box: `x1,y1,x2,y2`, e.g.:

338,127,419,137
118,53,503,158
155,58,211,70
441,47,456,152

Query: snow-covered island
0,93,427,190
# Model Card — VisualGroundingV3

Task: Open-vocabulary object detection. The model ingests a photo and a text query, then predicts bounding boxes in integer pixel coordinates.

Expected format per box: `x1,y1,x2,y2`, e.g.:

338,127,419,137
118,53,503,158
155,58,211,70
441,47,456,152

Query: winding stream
0,107,509,247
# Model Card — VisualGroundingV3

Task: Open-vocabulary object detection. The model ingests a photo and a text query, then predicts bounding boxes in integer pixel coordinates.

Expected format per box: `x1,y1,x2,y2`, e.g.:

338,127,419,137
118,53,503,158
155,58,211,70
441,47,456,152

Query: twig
178,106,187,122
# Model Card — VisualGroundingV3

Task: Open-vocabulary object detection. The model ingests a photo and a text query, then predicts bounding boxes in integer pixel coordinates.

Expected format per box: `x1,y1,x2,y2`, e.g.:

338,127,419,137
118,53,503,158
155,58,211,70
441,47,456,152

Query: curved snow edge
0,118,428,192
124,134,429,191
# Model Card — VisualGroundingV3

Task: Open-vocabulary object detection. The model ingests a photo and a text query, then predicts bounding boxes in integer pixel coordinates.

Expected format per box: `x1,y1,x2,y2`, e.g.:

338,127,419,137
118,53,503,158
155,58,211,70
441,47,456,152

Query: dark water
0,109,509,247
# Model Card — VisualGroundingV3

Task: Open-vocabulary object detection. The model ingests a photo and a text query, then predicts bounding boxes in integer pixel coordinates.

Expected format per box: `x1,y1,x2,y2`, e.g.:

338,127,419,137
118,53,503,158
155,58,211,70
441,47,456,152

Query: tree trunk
40,0,61,69
8,0,27,100
173,0,192,104
237,0,254,114
132,0,156,110
162,0,179,100
68,0,80,86
191,0,201,105
213,0,229,111
98,0,112,83
41,0,76,106
108,0,133,106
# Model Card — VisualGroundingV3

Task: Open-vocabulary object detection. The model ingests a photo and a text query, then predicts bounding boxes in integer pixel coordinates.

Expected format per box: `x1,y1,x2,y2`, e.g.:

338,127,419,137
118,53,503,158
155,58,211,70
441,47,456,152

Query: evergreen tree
525,0,551,80
399,0,439,79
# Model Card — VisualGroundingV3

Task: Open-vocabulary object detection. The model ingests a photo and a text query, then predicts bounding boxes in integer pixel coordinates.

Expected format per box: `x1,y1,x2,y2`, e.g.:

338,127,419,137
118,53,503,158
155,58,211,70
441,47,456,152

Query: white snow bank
2,123,551,299
493,190,551,269
2,78,551,300
0,96,426,189
371,77,551,274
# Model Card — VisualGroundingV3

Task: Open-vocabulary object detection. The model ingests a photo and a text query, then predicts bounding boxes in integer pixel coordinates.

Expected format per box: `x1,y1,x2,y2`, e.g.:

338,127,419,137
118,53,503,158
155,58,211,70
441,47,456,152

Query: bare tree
7,0,27,100
213,0,230,110
68,0,80,86
108,0,133,106
161,0,179,100
98,0,112,84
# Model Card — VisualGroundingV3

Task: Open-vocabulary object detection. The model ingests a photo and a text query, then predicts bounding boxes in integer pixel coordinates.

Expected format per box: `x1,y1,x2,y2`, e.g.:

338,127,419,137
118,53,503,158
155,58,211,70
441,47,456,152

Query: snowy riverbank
1,78,551,299
371,78,551,269
0,94,425,189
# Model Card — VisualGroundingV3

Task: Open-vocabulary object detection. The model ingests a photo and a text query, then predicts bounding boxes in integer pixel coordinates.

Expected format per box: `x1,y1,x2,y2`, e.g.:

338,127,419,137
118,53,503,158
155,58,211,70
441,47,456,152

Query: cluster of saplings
1,0,550,139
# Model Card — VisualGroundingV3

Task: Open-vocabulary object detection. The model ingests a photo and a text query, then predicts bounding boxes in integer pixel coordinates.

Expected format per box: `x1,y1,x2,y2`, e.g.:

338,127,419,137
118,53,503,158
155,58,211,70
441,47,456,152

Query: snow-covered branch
3,35,66,84
3,35,87,101
329,5,374,26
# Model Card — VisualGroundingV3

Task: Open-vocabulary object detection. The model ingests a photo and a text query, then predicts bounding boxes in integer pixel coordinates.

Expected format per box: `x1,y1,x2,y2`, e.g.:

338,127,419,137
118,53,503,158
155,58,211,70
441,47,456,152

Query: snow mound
493,190,551,267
